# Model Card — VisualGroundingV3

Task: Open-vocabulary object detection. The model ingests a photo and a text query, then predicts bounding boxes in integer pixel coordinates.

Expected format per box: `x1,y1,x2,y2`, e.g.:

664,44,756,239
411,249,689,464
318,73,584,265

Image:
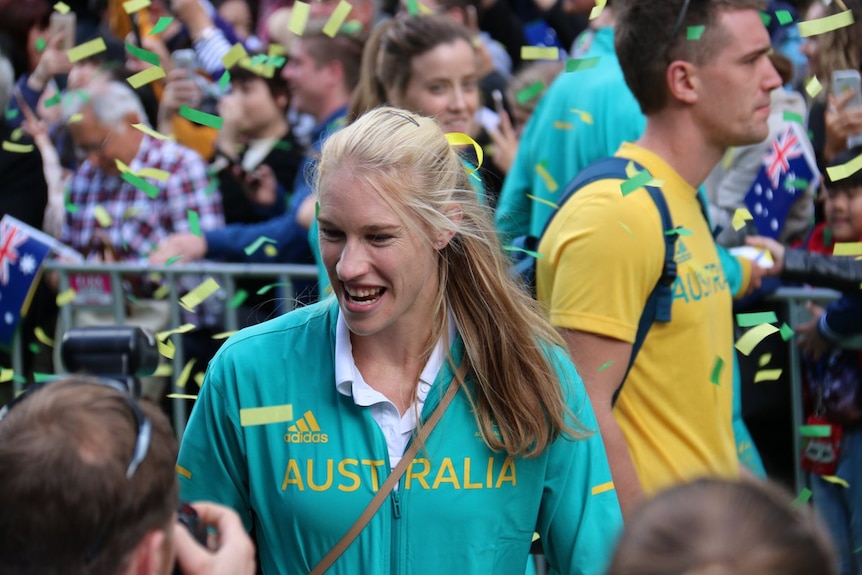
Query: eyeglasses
669,0,693,40
0,377,153,562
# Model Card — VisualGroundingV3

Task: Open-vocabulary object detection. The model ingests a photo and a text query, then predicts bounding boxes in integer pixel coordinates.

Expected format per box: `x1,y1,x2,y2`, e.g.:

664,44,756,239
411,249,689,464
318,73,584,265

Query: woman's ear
434,205,462,250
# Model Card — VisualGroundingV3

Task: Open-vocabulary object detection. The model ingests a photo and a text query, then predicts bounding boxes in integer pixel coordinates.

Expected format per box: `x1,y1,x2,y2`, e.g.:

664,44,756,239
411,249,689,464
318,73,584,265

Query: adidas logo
284,410,329,444
675,239,692,264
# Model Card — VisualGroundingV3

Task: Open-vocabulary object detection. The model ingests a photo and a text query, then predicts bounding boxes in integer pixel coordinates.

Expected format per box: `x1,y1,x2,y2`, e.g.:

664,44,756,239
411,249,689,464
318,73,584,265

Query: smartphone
171,49,199,76
49,12,76,51
832,70,862,147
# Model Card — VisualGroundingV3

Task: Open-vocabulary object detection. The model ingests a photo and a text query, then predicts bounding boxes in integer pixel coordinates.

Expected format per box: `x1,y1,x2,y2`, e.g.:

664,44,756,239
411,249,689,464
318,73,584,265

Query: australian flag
744,122,819,239
0,215,53,349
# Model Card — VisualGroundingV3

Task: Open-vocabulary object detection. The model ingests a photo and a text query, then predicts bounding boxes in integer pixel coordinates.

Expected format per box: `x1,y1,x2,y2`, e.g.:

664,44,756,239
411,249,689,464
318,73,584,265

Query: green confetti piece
188,209,201,236
760,12,772,27
228,289,248,308
35,38,46,52
33,372,55,383
780,322,795,341
315,201,320,218
149,16,174,35
565,57,601,72
503,245,543,259
516,80,545,105
4,107,19,120
792,487,813,506
256,282,291,295
800,425,832,438
783,111,804,125
787,178,809,190
711,357,724,385
340,20,363,34
267,55,287,67
250,54,268,66
244,236,277,256
687,25,705,40
179,105,223,129
121,171,160,199
598,360,614,372
776,9,793,25
665,227,693,237
165,255,184,266
125,42,161,66
736,311,778,327
28,343,40,355
126,293,140,305
407,0,419,14
273,140,293,152
205,178,218,196
218,70,232,91
620,170,653,196
44,92,63,108
854,546,862,555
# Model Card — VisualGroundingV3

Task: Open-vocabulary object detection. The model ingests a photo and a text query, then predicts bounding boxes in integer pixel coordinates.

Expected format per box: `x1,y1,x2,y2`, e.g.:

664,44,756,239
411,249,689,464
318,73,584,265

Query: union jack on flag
745,122,819,239
0,215,53,349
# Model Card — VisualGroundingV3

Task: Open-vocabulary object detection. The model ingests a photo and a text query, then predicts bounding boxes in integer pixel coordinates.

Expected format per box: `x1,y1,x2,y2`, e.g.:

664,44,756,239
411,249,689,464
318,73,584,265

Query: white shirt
334,310,454,470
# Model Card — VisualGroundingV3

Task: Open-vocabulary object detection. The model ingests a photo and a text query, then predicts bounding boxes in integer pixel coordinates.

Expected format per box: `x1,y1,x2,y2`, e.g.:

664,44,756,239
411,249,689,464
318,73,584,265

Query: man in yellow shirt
537,0,780,517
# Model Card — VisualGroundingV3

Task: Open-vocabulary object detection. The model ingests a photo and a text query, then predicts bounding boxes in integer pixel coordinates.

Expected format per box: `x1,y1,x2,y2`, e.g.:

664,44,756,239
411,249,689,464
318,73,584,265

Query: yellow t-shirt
537,142,738,494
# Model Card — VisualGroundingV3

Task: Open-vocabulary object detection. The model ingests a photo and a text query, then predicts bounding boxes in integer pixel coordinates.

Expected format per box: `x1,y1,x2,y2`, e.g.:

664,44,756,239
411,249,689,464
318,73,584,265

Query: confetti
222,43,248,69
589,0,606,20
503,245,543,259
4,107,19,120
736,311,778,327
34,327,54,347
800,425,831,437
149,16,174,35
598,360,614,372
244,235,277,256
176,464,192,478
759,353,772,366
122,0,151,14
825,152,862,181
240,404,294,427
665,227,693,237
732,207,753,230
179,278,220,311
620,170,652,196
821,475,849,488
779,323,795,341
722,147,737,169
710,356,724,385
526,194,558,209
219,70,231,91
44,92,63,108
565,57,600,72
515,80,545,104
591,481,615,495
805,76,823,99
264,244,278,257
211,331,238,340
0,368,13,383
256,282,291,295
618,221,634,236
53,2,71,13
156,323,197,341
444,132,483,171
792,487,812,505
734,323,779,356
67,38,107,63
154,364,173,377
834,242,862,256
56,288,76,306
289,1,311,35
754,369,782,383
787,178,809,190
93,205,112,227
121,171,160,198
521,46,559,60
167,394,198,400
165,255,183,265
798,9,855,37
2,141,34,153
228,289,248,308
776,9,794,25
553,121,573,130
131,123,172,140
322,0,352,37
157,338,175,359
178,105,223,129
783,111,804,125
188,209,201,236
687,25,706,40
153,285,170,300
535,163,558,192
35,38,46,53
176,359,197,389
136,167,169,181
125,42,161,66
127,66,165,88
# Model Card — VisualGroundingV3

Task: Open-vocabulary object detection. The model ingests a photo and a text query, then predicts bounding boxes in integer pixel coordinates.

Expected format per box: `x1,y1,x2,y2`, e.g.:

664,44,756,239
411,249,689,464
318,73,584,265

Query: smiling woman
176,106,623,575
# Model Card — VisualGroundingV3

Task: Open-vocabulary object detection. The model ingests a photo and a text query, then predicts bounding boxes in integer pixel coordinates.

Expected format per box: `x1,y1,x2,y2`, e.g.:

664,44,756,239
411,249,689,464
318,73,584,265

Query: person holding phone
826,69,862,164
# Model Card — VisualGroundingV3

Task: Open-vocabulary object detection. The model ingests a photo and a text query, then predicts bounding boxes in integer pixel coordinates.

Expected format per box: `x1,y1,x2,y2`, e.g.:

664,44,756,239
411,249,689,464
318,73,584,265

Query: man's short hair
614,0,766,115
229,58,291,111
0,377,178,575
298,22,366,93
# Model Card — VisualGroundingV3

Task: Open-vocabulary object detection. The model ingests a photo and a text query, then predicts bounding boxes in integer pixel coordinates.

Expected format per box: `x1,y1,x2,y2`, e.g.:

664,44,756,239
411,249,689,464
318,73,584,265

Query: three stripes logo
283,410,329,444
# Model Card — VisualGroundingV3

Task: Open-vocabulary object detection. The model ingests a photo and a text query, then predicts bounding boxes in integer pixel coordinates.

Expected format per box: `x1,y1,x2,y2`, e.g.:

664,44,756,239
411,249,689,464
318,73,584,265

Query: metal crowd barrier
12,260,318,438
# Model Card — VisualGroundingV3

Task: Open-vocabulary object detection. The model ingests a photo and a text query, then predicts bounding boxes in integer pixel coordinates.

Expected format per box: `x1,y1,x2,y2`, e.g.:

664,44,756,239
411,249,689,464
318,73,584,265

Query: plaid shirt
62,134,224,260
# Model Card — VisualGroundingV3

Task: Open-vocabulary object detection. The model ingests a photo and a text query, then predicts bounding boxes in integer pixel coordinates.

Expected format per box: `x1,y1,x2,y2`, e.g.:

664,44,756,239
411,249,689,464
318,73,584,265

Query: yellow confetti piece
212,330,237,340
444,132,483,171
156,323,197,341
67,37,107,63
570,109,593,124
157,338,175,359
754,369,782,383
798,9,855,37
194,372,205,386
0,368,13,383
167,393,198,399
176,359,197,390
179,278,221,312
821,475,850,488
131,123,173,140
732,208,753,231
618,221,634,236
136,167,170,181
722,147,737,169
521,46,559,60
264,244,278,257
222,43,249,69
56,288,76,306
834,242,862,256
2,141,34,153
536,164,558,192
322,0,352,37
93,205,112,227
553,121,573,130
591,481,615,495
806,76,823,99
239,404,294,427
526,194,559,209
152,285,170,300
589,0,607,19
122,0,151,14
34,327,54,348
735,323,779,356
289,1,311,35
154,364,173,377
176,464,192,479
67,113,83,123
53,2,71,14
115,159,131,174
126,65,165,89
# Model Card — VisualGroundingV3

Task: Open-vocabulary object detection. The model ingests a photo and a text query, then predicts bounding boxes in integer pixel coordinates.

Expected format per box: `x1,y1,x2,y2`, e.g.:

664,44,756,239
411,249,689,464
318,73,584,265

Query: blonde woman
177,107,621,574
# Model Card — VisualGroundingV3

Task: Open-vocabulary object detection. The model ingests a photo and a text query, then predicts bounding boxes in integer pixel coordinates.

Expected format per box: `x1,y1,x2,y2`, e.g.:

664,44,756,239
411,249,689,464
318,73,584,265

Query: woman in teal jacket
177,107,622,574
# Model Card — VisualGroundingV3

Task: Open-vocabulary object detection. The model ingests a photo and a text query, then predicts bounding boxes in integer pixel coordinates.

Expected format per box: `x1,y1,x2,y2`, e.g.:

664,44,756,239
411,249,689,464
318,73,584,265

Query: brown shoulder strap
308,360,468,575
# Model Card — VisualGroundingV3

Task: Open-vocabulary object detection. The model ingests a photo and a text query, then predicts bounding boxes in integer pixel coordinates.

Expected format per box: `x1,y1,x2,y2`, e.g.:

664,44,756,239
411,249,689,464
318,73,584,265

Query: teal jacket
177,301,622,574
